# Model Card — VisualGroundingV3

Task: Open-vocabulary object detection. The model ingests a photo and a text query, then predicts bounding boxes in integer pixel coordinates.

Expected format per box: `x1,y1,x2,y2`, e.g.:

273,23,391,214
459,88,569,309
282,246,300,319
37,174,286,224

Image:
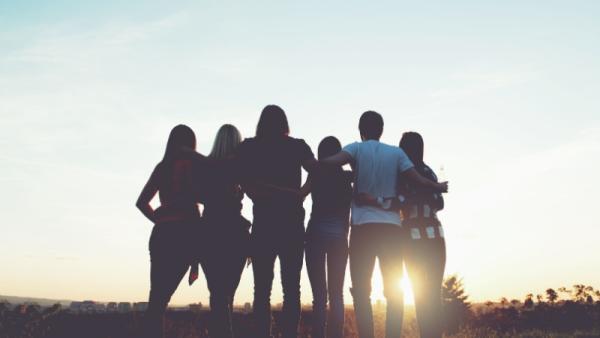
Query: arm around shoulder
402,167,448,193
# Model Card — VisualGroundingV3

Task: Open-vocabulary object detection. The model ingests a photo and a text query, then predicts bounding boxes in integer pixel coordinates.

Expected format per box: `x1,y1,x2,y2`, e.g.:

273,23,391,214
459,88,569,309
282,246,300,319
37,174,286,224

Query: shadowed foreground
2,306,599,338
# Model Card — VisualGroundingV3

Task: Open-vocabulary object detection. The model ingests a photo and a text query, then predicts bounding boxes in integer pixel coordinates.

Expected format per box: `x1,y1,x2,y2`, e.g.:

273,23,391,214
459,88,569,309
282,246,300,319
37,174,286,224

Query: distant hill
0,295,73,307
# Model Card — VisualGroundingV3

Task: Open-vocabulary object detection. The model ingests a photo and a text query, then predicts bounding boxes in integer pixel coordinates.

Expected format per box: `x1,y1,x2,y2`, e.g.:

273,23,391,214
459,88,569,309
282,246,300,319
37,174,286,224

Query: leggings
200,215,249,338
144,221,194,338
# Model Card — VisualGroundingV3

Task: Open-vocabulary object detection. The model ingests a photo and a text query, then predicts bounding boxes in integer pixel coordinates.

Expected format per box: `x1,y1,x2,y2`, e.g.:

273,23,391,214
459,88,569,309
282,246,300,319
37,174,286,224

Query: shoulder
391,146,410,159
342,141,360,154
287,136,314,156
239,137,256,148
287,136,309,147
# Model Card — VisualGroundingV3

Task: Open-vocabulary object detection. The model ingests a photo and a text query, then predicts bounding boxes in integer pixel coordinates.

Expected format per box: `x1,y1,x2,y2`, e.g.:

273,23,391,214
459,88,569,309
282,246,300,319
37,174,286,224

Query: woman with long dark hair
136,124,202,338
398,132,446,338
197,124,250,338
236,105,317,338
303,136,353,338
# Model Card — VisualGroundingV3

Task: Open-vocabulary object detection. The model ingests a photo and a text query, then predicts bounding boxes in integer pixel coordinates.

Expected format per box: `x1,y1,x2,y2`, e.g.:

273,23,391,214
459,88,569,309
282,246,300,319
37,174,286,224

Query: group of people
135,105,449,338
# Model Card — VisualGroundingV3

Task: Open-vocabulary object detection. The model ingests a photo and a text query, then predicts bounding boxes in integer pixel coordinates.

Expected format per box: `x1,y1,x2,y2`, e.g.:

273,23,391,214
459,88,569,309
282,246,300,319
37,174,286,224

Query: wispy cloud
2,11,190,65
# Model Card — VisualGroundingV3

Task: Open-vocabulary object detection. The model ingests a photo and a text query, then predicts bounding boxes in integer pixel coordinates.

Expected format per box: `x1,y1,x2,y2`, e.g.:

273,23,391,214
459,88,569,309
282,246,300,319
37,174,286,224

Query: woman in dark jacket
136,124,203,338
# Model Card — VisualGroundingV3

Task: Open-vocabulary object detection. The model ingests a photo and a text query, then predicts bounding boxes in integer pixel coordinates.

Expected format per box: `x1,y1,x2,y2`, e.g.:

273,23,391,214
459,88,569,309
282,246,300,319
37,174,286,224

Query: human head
209,124,242,159
163,124,196,162
399,131,424,166
256,104,290,139
317,136,342,160
359,111,384,140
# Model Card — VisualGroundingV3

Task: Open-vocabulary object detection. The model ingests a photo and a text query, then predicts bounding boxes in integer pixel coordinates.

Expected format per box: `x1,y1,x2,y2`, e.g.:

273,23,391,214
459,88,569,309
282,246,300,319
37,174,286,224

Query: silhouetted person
197,124,250,338
359,132,447,338
302,136,353,338
397,132,446,338
136,125,202,338
321,111,447,338
236,105,317,338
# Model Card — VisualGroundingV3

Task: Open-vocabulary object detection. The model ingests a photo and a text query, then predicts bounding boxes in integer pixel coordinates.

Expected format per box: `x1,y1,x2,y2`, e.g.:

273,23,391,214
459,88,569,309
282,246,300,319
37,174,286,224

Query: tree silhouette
442,275,471,334
546,288,558,304
535,294,543,304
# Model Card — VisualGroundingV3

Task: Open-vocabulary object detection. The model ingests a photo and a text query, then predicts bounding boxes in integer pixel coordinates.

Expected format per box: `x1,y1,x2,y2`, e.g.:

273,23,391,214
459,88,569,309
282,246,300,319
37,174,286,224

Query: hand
438,181,449,193
356,192,378,207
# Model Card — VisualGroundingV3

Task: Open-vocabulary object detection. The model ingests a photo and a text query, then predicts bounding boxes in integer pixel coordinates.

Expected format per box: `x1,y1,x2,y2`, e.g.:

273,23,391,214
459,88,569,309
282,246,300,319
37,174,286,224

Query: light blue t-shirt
342,140,414,226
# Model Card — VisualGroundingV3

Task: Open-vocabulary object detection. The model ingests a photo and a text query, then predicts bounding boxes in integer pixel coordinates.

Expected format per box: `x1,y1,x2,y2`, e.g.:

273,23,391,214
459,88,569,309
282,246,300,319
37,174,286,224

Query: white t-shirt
342,140,414,226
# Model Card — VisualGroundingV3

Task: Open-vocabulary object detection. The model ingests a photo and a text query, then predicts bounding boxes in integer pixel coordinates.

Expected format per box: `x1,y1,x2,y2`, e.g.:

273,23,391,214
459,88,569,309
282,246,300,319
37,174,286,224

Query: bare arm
136,166,160,223
320,151,353,167
402,168,448,192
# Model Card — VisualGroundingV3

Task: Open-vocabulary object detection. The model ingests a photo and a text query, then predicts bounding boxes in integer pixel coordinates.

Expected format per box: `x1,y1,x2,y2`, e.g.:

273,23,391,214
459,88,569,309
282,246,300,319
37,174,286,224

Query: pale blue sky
1,1,599,305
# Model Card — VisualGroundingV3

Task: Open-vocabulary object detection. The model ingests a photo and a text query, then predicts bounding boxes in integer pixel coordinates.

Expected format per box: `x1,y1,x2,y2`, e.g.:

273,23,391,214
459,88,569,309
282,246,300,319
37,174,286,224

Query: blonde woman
197,124,250,338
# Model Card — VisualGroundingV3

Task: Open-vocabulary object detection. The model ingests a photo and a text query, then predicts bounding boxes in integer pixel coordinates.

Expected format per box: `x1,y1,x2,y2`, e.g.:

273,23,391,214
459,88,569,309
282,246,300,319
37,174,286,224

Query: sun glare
370,264,415,305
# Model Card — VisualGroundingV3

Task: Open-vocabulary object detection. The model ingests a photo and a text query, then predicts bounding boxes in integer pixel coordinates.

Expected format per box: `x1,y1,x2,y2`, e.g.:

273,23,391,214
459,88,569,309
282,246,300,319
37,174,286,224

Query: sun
370,263,415,305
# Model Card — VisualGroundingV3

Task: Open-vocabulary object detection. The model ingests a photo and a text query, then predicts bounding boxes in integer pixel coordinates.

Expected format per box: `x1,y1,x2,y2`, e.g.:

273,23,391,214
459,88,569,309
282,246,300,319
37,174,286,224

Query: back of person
136,124,202,338
238,135,313,213
399,162,444,228
305,136,352,338
343,140,412,226
154,157,201,222
237,105,316,338
308,167,353,235
196,158,243,219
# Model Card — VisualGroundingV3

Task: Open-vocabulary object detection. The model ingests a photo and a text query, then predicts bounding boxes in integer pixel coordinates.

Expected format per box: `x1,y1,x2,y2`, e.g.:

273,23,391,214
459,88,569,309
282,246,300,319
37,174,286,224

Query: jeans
404,232,446,338
200,214,249,338
349,223,407,338
144,221,195,338
305,231,348,338
251,208,305,338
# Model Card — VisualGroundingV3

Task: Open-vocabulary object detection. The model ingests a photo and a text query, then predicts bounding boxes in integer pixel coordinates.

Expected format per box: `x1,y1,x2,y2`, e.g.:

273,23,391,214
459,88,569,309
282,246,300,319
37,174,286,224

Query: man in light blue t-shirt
322,111,447,338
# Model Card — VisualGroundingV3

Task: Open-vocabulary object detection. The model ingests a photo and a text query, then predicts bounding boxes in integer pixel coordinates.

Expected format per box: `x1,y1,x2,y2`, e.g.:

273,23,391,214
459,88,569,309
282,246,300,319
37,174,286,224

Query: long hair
209,124,242,159
255,105,290,139
399,131,424,167
318,136,342,160
162,124,196,163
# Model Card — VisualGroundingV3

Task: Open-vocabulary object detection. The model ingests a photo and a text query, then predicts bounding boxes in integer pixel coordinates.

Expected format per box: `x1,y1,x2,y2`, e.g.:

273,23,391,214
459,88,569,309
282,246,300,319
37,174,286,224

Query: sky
1,0,599,306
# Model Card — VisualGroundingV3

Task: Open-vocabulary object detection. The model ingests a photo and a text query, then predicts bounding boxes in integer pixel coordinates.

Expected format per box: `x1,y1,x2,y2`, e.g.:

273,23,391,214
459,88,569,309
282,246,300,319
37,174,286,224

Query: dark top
397,163,444,227
152,155,201,222
195,158,243,218
236,136,314,213
308,168,353,234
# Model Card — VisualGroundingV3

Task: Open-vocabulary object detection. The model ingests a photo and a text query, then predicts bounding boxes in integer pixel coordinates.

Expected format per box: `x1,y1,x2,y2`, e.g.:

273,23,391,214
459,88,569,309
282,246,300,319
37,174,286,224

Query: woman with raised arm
135,124,203,338
197,124,250,338
303,136,353,338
